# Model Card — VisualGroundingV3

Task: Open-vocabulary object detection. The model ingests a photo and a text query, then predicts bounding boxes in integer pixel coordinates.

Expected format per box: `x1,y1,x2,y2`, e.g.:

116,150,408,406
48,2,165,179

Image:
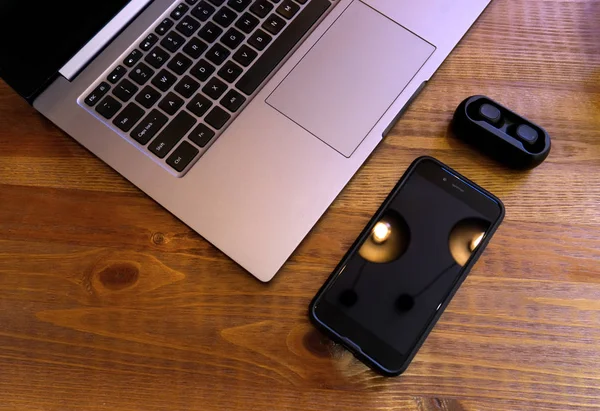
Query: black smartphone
309,156,505,376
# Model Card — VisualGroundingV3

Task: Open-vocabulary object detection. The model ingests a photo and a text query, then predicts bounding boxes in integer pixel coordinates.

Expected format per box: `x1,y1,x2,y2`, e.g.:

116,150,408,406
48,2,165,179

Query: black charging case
452,95,551,169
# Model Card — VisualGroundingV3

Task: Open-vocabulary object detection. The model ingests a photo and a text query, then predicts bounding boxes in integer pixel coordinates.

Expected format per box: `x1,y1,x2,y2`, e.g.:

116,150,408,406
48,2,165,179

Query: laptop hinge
59,0,152,80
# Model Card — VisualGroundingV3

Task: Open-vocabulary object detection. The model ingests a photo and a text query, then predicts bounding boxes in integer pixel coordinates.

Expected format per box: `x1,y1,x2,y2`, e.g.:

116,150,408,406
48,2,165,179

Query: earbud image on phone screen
309,157,504,376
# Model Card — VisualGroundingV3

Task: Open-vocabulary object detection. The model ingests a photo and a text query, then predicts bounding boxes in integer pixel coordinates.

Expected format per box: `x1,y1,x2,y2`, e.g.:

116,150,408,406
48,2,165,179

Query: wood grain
1,0,599,410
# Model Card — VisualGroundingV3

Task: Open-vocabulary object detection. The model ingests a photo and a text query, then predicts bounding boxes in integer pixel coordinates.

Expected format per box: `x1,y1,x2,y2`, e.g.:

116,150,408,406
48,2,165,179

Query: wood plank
1,0,599,409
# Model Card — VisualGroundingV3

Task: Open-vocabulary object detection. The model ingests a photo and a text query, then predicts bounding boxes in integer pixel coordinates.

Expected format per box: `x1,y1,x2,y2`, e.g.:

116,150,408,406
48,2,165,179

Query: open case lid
0,0,132,102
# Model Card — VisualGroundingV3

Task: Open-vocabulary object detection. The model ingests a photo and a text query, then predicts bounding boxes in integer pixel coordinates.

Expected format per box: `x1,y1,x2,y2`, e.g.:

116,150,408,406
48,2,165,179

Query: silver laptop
0,0,491,282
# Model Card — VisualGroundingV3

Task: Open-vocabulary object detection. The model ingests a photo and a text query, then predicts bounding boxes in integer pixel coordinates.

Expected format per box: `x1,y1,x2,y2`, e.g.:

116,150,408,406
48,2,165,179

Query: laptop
0,0,491,282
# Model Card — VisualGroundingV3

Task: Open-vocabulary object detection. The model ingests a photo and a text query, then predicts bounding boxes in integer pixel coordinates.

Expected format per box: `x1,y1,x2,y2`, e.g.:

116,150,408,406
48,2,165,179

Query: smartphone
309,156,504,376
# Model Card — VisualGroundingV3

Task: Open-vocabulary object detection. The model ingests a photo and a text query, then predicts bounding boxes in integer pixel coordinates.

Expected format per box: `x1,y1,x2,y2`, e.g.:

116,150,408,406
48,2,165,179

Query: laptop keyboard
80,0,333,175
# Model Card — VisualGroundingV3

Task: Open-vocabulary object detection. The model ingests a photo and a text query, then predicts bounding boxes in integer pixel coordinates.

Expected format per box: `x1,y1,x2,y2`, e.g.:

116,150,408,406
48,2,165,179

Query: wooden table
1,1,599,410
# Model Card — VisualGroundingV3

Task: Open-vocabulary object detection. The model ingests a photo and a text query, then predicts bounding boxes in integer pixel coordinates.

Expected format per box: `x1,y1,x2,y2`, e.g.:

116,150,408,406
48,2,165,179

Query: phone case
308,156,505,376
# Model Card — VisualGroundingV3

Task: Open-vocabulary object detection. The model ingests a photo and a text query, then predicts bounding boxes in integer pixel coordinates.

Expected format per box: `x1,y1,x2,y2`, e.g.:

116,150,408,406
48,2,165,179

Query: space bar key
235,0,330,95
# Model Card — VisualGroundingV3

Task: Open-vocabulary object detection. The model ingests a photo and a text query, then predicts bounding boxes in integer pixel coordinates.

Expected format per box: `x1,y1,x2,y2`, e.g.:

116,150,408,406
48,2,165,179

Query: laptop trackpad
266,1,435,157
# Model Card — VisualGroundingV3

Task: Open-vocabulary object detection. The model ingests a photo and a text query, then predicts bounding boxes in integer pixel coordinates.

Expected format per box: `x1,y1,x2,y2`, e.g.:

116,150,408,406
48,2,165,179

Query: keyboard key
190,59,216,81
155,18,174,35
235,12,259,34
191,1,216,21
85,82,110,106
262,13,286,34
159,92,185,115
167,53,193,75
145,46,170,68
276,0,299,19
161,31,186,52
186,0,200,5
218,61,243,82
140,33,159,51
183,37,208,59
187,93,213,116
113,102,145,132
208,0,226,5
124,49,143,67
96,95,122,119
198,21,223,43
249,0,273,18
129,62,155,85
220,89,246,112
152,69,177,91
206,43,230,65
171,3,189,20
135,85,161,108
221,27,245,49
131,109,169,144
228,0,252,12
189,123,216,147
167,141,199,172
107,66,127,84
113,78,139,102
205,106,231,129
203,77,228,99
213,6,237,28
295,0,307,3
232,44,257,66
176,15,202,37
248,29,272,51
236,0,329,95
174,75,200,98
149,111,197,158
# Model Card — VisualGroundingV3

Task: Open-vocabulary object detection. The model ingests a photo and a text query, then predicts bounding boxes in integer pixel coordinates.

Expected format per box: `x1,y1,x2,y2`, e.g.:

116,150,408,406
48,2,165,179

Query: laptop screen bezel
0,0,141,102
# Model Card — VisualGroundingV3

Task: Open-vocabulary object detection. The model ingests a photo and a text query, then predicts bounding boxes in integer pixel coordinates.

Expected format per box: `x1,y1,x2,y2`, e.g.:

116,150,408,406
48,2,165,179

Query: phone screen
311,158,503,374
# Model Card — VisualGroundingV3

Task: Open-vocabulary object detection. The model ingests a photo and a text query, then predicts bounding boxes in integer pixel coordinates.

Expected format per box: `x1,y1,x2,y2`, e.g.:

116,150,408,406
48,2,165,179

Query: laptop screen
0,0,131,100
